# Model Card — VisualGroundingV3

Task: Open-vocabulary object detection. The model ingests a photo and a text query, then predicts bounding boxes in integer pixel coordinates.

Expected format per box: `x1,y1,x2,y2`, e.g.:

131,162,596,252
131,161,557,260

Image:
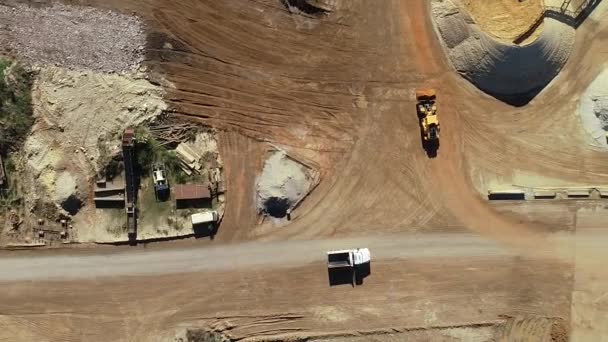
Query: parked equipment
191,210,219,238
416,88,440,141
152,164,169,201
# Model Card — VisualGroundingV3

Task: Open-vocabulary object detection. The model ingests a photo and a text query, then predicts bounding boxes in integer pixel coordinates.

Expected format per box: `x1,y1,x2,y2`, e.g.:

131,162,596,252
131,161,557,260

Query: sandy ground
1,0,608,340
14,66,167,243
461,0,544,44
0,66,167,246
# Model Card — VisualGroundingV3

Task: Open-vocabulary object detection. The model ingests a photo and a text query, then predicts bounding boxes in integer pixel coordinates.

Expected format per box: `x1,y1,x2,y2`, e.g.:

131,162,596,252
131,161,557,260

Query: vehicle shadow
328,268,354,287
327,263,371,287
419,126,440,158
354,262,371,286
193,222,217,240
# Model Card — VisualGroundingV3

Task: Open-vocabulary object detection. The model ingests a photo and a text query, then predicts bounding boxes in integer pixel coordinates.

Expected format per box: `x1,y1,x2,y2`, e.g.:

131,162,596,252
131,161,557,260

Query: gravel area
0,2,145,72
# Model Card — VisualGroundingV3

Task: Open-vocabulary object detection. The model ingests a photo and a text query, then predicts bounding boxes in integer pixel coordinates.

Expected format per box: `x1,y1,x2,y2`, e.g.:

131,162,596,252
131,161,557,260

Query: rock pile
0,2,145,73
579,68,608,149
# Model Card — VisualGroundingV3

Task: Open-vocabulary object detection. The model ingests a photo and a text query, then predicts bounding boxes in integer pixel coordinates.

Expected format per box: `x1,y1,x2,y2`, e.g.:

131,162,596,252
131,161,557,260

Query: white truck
327,248,371,286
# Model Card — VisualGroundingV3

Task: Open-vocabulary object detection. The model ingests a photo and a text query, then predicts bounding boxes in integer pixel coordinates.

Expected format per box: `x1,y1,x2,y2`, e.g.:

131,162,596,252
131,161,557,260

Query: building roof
191,211,218,225
174,184,210,201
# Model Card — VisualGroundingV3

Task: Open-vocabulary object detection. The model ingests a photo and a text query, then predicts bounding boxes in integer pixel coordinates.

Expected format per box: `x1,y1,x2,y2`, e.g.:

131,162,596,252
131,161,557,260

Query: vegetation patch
0,59,34,157
0,58,33,212
0,155,21,211
186,329,231,342
134,127,198,184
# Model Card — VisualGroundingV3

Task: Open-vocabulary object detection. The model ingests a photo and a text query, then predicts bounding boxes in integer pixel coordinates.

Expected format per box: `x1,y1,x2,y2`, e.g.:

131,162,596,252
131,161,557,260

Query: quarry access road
3,0,608,340
0,233,512,282
0,231,572,342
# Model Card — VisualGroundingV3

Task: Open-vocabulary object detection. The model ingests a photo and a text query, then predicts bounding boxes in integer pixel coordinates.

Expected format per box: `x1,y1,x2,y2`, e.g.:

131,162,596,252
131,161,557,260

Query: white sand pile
431,0,575,105
579,68,608,150
256,150,313,218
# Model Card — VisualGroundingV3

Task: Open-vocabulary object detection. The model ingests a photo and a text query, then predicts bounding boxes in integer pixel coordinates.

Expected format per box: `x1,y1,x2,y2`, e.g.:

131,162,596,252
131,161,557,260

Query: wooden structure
174,184,212,209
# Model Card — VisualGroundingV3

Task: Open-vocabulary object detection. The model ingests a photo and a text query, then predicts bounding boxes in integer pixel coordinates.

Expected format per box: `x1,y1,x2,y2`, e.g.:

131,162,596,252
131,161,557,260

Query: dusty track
0,252,569,341
2,0,608,340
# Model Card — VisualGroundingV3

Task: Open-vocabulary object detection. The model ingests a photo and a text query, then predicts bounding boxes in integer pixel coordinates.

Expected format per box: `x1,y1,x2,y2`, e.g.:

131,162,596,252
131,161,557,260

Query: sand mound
579,68,608,150
431,0,575,106
461,0,544,44
256,150,313,219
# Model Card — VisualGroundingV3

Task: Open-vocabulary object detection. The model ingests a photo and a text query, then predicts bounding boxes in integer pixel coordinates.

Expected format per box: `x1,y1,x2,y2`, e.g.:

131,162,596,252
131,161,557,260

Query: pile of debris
148,118,199,147
175,131,224,189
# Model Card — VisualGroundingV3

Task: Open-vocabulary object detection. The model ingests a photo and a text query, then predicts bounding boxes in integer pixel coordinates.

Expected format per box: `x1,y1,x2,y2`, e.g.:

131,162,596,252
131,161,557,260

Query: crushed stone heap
0,2,145,72
256,150,313,219
580,68,608,149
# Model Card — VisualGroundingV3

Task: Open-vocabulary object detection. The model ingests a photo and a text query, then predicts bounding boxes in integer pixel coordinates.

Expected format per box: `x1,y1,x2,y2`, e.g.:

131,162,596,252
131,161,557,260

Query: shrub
0,59,34,157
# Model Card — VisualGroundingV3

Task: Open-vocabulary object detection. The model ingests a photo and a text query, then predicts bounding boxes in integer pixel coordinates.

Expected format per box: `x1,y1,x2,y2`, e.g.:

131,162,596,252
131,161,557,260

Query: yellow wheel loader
416,88,440,141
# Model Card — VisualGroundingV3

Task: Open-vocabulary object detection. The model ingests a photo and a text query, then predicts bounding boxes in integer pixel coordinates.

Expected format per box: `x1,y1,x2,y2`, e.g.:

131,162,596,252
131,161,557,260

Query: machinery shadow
422,138,440,159
544,0,604,28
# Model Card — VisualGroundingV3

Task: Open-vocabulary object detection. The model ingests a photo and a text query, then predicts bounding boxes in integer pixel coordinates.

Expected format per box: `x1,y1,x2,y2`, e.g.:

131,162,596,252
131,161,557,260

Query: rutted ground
0,0,608,341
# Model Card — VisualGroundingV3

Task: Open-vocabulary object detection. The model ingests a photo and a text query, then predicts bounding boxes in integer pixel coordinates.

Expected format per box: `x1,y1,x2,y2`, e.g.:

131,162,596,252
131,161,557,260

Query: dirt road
0,236,569,342
2,0,608,340
0,233,513,282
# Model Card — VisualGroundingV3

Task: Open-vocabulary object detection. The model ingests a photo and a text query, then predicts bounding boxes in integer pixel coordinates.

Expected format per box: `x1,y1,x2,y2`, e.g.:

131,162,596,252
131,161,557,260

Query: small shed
174,184,211,209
